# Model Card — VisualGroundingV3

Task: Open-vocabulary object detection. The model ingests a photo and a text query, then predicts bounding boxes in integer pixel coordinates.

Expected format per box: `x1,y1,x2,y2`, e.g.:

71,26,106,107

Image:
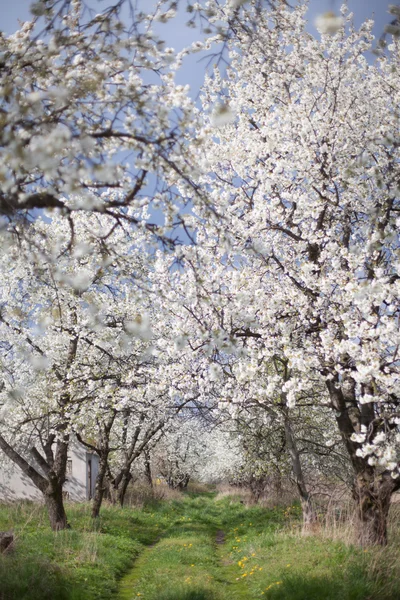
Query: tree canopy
0,0,399,544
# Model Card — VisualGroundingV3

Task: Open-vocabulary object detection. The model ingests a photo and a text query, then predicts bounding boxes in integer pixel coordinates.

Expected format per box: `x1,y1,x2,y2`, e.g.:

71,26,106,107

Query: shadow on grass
0,556,73,600
262,571,390,600
156,590,217,600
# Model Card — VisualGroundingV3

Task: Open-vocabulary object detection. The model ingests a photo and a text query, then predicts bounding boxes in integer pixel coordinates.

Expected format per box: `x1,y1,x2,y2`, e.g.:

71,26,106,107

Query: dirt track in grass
117,494,398,600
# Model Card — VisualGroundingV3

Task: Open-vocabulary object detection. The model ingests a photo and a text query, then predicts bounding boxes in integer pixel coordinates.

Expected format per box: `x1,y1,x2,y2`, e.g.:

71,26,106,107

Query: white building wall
65,439,88,502
0,437,99,503
0,458,42,502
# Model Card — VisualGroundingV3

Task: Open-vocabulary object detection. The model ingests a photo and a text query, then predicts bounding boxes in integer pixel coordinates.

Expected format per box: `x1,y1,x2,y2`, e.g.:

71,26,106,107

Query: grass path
118,494,253,600
116,494,399,600
1,494,399,599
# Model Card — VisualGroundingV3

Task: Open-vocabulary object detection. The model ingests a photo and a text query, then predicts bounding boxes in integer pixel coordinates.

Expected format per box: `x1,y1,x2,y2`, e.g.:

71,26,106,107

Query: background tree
0,211,169,527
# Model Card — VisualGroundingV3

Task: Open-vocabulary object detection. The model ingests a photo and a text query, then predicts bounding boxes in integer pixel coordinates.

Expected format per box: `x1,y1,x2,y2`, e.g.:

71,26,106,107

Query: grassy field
1,489,400,600
0,497,168,600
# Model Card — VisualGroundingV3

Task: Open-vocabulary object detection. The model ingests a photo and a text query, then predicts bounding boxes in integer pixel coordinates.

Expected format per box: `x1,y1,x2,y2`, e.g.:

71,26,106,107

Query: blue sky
0,1,396,97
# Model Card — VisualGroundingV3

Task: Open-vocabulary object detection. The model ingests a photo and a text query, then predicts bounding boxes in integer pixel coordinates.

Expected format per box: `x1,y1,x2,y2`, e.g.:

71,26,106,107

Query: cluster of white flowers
315,12,344,35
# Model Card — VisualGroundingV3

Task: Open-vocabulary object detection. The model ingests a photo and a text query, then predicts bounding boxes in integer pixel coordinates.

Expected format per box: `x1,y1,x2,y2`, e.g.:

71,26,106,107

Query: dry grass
278,495,400,599
318,497,358,545
258,488,299,509
355,507,400,599
310,492,400,549
388,502,400,546
124,482,184,506
215,482,299,509
214,483,254,504
155,483,185,502
186,481,214,495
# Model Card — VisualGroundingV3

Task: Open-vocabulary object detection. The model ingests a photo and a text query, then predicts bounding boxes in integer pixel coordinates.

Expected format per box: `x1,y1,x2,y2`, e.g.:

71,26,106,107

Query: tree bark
144,449,153,488
178,474,190,490
43,436,70,531
118,471,133,507
283,408,317,531
326,377,399,545
0,433,70,531
353,472,394,546
249,475,267,502
44,478,69,531
92,452,109,519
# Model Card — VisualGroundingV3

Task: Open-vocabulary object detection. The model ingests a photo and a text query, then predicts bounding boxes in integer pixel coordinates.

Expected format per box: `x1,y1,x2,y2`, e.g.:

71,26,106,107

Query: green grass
1,492,400,600
0,500,169,600
117,494,400,600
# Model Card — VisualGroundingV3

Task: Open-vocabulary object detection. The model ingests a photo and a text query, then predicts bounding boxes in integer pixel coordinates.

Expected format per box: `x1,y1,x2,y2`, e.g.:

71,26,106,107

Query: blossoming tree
191,1,400,544
0,0,202,251
0,211,191,527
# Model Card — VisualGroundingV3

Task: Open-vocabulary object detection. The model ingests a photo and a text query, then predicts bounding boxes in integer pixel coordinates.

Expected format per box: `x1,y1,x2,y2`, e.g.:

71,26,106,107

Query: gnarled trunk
353,472,394,546
249,475,267,502
300,496,317,530
44,479,69,531
166,470,190,491
326,377,399,545
0,433,70,531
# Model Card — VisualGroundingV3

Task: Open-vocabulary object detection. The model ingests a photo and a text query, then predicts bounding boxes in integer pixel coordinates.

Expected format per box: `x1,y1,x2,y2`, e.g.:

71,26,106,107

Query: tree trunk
105,478,118,505
144,450,153,488
76,412,116,519
0,433,70,530
92,453,109,519
249,475,266,502
118,471,132,507
283,408,317,531
353,472,394,546
326,377,399,545
44,480,69,531
178,474,190,490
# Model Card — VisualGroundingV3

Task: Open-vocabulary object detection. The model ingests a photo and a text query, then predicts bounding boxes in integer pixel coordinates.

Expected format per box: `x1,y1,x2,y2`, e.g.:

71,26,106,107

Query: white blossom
315,12,344,35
